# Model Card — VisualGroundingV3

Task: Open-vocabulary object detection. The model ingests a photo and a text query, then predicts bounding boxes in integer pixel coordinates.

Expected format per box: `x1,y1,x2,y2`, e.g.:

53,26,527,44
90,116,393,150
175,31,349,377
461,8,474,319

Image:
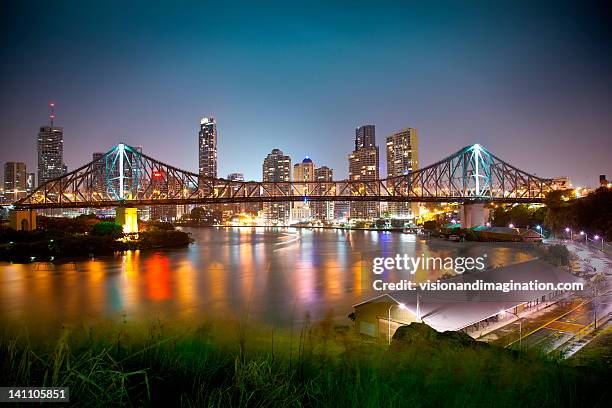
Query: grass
1,317,609,407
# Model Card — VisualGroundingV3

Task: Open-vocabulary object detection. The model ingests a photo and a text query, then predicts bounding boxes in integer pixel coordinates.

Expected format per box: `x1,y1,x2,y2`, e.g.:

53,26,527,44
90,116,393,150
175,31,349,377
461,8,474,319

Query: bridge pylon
9,209,37,231
116,207,138,233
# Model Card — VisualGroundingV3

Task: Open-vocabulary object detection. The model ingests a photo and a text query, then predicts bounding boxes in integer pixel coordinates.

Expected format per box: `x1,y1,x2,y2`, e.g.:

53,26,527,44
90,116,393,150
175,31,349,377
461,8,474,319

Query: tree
91,222,123,237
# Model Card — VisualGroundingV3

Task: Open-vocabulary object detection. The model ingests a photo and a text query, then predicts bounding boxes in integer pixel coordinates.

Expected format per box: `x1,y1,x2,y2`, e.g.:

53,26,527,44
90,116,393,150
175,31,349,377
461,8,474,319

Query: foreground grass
0,318,609,407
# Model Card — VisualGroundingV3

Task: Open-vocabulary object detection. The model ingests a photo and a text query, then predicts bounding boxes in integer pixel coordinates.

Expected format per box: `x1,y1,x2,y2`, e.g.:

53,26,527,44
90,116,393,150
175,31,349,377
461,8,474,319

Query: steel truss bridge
15,143,556,209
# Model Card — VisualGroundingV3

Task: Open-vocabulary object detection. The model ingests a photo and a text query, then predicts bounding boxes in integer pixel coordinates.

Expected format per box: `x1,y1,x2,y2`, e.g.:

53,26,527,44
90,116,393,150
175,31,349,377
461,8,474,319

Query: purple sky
1,1,610,187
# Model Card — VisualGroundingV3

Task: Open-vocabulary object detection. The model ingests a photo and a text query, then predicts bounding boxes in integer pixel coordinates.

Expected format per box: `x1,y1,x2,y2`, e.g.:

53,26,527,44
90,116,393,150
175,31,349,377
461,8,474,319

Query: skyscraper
198,117,217,180
4,162,27,201
386,127,419,218
355,124,376,151
37,125,65,186
92,152,105,192
349,125,380,219
262,148,291,224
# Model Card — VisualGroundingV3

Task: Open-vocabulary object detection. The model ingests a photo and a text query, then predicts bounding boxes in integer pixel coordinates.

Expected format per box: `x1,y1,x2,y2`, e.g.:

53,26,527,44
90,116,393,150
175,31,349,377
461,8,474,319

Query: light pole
565,227,572,242
536,225,544,239
594,235,604,251
388,302,407,345
580,231,587,245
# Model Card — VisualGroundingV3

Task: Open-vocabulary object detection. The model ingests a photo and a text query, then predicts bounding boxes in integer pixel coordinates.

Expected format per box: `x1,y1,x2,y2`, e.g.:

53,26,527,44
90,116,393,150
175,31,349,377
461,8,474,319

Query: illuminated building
198,117,217,179
291,157,315,222
4,161,27,201
262,148,291,224
37,126,65,186
313,166,334,221
349,124,380,219
386,127,419,218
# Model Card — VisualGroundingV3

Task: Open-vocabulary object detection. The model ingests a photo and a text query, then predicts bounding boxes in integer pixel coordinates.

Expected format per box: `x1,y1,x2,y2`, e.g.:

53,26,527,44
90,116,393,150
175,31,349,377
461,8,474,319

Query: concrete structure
459,203,489,228
349,125,380,219
386,127,419,218
262,148,292,224
4,161,27,201
116,207,138,233
198,117,217,179
353,259,582,341
9,209,37,231
37,125,65,186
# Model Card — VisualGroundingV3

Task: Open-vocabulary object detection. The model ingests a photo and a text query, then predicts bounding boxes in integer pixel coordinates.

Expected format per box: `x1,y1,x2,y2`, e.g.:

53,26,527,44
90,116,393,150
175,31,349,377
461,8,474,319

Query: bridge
9,143,556,231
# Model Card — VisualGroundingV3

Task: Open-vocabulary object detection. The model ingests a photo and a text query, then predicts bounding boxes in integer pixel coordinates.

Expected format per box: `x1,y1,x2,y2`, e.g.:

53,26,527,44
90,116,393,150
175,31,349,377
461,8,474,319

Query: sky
0,0,610,187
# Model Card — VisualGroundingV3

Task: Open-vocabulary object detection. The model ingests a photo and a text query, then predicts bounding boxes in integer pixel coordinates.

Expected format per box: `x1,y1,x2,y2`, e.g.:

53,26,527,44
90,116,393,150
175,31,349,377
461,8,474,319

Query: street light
509,223,514,228
580,231,587,244
388,302,407,345
535,225,544,238
594,235,604,251
565,227,572,241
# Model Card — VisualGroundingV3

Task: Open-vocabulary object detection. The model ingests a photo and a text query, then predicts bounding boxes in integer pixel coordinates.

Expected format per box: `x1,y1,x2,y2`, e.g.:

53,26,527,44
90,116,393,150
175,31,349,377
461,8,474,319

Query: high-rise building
262,148,291,224
198,117,217,180
291,157,315,222
386,127,419,218
313,166,334,221
37,125,65,186
349,125,380,219
4,162,27,201
92,152,105,192
355,124,376,151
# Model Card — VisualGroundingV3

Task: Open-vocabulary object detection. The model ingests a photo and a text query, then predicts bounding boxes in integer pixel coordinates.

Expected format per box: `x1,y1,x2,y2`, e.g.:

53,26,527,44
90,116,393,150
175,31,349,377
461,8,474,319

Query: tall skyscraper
4,162,27,201
198,117,218,180
37,126,65,186
386,127,419,218
313,166,334,221
349,124,380,219
355,124,376,151
262,148,291,224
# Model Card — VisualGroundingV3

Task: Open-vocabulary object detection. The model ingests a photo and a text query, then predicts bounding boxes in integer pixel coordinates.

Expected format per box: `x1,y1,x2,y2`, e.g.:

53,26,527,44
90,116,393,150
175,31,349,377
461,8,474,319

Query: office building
349,125,380,219
262,148,291,224
386,127,419,218
198,117,217,180
37,125,65,186
4,161,27,201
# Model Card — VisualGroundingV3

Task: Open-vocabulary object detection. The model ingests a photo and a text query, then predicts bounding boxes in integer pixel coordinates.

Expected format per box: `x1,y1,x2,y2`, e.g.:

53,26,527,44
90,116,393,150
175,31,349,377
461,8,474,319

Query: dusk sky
1,0,610,186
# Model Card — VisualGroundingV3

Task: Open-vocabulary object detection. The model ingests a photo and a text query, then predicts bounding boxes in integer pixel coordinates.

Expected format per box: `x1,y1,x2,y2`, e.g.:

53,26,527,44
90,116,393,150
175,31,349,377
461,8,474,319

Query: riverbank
0,318,607,407
0,227,192,263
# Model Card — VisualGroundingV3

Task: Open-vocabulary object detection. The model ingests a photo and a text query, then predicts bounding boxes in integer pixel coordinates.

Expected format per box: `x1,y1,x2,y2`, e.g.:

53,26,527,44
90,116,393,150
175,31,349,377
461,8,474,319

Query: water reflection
0,228,536,330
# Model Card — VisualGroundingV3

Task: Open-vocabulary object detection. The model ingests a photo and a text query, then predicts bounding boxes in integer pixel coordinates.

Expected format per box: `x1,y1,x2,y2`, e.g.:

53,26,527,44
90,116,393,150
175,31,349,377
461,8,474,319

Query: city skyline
1,1,611,186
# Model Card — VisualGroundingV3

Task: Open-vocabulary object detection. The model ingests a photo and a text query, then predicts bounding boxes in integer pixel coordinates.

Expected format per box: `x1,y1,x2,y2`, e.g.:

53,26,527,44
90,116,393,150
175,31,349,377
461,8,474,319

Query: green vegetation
91,221,124,237
490,204,546,229
490,187,612,240
0,320,608,407
536,244,571,267
0,216,192,263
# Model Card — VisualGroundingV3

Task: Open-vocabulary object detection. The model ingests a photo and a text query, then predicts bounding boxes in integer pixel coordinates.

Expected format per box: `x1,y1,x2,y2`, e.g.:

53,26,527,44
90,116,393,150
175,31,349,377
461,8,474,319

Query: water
0,228,535,331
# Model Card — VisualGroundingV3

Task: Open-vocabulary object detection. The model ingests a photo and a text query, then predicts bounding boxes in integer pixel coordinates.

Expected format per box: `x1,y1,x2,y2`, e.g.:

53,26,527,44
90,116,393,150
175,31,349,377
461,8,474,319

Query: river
0,227,536,333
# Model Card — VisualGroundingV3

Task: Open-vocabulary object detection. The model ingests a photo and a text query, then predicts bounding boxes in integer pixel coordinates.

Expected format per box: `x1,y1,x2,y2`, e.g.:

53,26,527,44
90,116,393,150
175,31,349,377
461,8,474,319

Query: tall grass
0,318,608,407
